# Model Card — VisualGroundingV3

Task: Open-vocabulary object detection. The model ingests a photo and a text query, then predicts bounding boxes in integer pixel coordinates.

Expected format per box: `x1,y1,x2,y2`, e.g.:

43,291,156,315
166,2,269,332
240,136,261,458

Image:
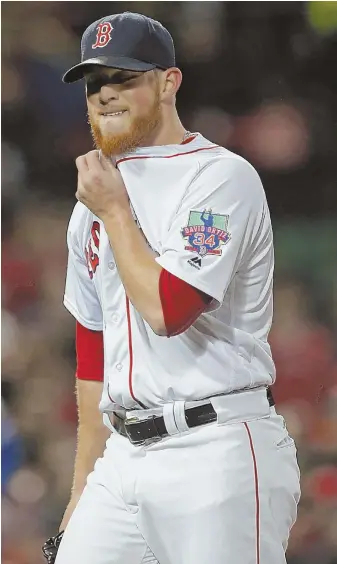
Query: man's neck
146,112,186,147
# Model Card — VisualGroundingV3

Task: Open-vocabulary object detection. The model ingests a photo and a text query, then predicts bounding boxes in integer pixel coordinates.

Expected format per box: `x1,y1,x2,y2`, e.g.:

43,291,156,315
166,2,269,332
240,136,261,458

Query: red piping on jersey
125,295,146,409
116,145,220,166
244,422,260,564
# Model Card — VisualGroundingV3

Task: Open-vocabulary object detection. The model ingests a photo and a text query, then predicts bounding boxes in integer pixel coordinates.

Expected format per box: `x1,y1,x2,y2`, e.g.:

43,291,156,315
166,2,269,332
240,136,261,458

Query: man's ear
160,68,182,101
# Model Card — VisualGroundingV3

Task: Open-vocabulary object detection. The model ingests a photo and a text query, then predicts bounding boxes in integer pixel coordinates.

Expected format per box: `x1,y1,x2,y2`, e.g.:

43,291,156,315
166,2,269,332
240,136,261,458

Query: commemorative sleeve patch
181,209,231,257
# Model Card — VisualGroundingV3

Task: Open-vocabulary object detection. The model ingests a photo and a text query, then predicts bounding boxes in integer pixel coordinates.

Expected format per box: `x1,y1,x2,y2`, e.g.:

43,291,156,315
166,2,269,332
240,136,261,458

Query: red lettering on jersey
91,221,100,248
92,22,113,49
85,221,100,279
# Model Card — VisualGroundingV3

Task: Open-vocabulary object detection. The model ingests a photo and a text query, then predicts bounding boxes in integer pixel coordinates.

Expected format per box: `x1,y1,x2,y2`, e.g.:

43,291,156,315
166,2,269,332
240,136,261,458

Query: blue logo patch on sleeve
181,209,231,257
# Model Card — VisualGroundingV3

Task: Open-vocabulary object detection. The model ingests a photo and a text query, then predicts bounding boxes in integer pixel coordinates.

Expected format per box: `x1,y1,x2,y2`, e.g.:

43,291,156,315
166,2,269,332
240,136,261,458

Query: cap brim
62,56,156,83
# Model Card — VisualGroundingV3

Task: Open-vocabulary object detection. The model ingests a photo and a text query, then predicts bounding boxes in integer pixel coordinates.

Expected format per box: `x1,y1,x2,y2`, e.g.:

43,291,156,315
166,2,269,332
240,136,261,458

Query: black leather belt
113,387,275,446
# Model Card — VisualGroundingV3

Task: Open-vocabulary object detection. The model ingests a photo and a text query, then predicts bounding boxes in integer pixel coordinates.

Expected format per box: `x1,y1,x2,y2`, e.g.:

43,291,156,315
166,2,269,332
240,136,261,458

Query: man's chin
96,134,140,157
100,126,129,140
100,118,129,136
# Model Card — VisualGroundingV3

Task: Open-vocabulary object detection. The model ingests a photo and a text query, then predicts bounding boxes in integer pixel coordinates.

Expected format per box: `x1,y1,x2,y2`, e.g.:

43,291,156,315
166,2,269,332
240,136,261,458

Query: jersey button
112,313,119,323
116,363,123,371
108,261,115,270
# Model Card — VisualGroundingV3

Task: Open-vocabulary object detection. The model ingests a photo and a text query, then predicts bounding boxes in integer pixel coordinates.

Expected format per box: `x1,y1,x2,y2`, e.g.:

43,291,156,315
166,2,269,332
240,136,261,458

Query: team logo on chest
85,221,100,279
181,209,231,258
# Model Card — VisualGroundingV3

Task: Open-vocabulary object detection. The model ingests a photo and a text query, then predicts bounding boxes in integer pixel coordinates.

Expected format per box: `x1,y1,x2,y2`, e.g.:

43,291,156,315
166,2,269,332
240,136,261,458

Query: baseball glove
42,531,64,563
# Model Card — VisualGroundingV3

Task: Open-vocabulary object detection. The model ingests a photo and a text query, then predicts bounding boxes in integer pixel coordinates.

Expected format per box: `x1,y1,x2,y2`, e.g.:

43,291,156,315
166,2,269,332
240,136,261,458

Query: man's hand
75,150,129,220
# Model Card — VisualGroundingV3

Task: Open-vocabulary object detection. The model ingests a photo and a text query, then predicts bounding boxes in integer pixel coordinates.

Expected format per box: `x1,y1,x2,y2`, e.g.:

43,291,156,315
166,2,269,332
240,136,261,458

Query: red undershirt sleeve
159,268,212,337
76,321,104,381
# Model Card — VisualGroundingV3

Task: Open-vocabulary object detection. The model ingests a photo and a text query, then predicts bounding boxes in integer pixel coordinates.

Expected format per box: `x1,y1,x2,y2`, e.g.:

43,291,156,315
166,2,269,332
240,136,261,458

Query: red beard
88,89,162,157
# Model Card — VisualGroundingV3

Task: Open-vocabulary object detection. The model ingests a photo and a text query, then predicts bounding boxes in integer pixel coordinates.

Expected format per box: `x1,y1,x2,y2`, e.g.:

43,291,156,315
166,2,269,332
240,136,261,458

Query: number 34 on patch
181,209,231,258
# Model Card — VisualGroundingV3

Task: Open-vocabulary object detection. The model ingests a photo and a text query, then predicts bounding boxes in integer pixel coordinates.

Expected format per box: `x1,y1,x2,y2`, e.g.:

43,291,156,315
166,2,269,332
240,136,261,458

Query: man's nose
99,85,118,105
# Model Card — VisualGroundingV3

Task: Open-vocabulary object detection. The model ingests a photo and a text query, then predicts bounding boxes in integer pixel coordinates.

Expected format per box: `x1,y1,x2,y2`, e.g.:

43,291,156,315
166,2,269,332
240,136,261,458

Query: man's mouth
101,110,127,117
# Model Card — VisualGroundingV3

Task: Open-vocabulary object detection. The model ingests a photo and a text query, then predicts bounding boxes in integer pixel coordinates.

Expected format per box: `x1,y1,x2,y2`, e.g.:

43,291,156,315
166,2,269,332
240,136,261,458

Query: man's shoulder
68,201,96,231
67,202,96,250
197,140,258,175
194,141,265,200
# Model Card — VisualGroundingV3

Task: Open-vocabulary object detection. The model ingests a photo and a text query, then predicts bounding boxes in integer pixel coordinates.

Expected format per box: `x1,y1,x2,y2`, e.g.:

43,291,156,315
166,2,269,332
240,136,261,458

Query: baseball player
42,11,300,564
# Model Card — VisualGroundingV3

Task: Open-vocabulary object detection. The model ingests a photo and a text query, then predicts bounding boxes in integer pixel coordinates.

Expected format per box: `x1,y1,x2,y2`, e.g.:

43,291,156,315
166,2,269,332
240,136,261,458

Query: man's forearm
59,419,109,532
60,380,109,532
72,380,109,494
102,205,166,334
72,418,110,495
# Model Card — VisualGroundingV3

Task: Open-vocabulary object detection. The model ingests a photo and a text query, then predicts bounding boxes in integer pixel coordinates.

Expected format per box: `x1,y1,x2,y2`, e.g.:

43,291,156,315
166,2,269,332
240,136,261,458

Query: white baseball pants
55,388,300,564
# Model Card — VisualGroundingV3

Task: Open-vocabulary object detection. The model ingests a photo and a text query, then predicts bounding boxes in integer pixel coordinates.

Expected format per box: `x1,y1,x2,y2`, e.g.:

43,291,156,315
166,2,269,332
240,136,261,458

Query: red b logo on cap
92,22,113,49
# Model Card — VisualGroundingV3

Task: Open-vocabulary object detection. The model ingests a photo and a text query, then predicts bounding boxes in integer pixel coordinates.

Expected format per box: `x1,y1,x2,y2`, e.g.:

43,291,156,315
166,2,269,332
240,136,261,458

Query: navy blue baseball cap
62,12,176,83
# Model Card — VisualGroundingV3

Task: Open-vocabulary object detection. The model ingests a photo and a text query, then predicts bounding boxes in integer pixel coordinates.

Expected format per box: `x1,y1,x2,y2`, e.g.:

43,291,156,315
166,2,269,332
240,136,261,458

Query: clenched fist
75,150,129,220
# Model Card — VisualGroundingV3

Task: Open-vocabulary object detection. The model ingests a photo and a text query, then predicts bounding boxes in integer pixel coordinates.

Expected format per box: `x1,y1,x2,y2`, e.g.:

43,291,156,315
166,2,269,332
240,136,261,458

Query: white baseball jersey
64,133,276,411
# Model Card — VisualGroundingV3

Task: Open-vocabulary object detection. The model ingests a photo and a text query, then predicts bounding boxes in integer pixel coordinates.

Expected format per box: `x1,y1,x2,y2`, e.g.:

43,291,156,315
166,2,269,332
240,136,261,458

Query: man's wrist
101,202,133,225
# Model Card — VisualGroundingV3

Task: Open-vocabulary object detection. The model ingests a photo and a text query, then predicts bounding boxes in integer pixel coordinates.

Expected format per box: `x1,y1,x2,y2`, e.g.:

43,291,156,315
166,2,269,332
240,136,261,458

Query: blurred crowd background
2,2,337,562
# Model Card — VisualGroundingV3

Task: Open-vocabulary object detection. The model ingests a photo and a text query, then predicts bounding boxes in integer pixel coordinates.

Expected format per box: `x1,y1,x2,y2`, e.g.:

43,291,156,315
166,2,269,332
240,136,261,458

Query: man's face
85,68,162,157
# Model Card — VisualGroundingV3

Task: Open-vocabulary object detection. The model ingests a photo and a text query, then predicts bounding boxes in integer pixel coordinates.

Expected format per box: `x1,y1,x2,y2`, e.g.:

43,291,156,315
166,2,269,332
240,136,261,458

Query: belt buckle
124,415,162,446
